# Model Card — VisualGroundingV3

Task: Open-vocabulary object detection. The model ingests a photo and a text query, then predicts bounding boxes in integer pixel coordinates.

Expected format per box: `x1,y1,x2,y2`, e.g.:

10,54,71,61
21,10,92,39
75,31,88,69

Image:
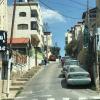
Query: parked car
65,66,91,86
61,59,80,74
49,55,56,61
69,59,80,66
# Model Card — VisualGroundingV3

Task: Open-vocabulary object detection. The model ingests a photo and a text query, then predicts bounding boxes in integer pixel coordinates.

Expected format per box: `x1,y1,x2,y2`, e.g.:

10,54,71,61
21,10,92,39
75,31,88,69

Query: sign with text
0,31,7,52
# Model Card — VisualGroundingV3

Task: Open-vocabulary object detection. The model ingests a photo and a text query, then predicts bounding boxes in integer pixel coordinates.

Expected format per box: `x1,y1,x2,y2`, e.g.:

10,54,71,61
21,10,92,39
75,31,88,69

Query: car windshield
64,61,70,65
70,67,85,72
69,60,79,65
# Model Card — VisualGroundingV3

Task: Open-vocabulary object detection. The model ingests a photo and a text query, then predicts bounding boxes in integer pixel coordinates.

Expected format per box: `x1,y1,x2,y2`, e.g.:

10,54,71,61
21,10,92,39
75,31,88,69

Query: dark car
49,55,56,61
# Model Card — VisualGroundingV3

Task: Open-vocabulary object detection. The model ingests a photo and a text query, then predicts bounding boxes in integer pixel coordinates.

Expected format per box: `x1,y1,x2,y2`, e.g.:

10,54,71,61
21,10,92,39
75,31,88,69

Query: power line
68,0,93,8
45,0,85,11
39,0,80,20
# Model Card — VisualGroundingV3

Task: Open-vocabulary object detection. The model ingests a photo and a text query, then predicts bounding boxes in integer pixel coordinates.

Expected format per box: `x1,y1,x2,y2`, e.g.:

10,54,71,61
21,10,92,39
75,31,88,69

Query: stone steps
1,66,41,100
16,78,29,81
11,81,26,86
10,86,23,91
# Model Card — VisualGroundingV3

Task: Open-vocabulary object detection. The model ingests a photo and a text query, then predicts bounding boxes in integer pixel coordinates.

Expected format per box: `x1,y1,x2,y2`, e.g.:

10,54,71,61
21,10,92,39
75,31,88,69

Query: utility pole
96,31,100,92
44,23,49,60
6,0,16,97
95,4,100,92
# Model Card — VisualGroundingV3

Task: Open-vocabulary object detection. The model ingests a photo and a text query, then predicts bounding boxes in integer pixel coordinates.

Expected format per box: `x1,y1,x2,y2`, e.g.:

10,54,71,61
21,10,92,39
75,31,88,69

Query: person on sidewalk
44,57,47,66
61,57,65,68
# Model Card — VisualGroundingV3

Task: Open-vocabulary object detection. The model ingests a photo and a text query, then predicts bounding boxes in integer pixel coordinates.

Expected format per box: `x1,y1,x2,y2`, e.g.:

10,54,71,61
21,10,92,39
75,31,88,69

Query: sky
8,0,96,56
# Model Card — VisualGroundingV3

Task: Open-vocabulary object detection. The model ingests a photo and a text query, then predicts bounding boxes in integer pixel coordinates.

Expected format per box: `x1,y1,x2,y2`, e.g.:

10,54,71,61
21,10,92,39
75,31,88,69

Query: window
18,24,28,30
31,10,38,17
18,0,24,2
19,12,26,17
28,0,34,2
31,21,38,30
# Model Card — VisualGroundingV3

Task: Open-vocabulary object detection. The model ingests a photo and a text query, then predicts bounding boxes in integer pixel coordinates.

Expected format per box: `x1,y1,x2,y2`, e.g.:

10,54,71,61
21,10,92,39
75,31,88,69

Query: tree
83,25,90,47
65,39,78,58
50,46,60,58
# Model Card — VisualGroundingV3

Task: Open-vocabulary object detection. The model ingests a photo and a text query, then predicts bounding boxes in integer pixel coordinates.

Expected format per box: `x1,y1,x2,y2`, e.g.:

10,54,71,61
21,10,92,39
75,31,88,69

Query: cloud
41,7,66,23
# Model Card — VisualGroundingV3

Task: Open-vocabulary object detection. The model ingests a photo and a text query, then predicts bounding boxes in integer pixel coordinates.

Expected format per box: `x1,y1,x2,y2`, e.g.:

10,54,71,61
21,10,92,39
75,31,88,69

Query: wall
0,0,8,31
96,0,100,27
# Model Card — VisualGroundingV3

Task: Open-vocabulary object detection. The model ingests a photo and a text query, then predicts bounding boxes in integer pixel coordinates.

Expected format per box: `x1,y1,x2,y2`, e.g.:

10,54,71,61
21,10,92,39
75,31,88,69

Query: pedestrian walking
61,57,65,68
44,57,47,66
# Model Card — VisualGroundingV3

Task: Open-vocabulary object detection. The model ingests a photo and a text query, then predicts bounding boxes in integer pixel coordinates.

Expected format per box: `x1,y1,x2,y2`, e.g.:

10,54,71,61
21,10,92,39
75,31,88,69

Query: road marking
79,97,88,100
41,94,52,97
63,97,70,100
15,96,26,99
79,96,100,100
91,96,100,99
47,98,55,100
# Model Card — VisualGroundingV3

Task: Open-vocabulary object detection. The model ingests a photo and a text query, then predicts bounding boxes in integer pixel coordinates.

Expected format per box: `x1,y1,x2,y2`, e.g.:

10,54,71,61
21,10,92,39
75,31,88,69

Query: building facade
96,0,100,27
8,0,44,48
65,31,72,44
7,0,45,68
43,32,53,58
0,0,8,31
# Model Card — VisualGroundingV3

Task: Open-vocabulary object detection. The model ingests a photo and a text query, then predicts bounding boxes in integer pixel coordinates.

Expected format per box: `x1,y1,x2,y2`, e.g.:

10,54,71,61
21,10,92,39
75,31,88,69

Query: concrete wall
0,0,8,31
96,0,100,27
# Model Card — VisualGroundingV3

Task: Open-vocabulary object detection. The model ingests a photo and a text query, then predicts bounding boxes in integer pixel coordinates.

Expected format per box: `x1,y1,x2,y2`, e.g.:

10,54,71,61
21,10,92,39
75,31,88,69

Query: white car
61,60,80,74
65,66,91,85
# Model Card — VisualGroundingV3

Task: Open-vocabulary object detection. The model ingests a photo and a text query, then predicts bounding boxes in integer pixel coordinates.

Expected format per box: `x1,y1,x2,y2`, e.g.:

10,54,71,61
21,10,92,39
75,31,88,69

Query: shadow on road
61,79,67,89
61,79,91,89
58,74,65,78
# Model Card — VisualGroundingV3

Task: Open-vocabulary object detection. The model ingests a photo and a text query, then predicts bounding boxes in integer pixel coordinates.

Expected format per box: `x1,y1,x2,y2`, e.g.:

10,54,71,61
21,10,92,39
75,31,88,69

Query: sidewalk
1,66,42,100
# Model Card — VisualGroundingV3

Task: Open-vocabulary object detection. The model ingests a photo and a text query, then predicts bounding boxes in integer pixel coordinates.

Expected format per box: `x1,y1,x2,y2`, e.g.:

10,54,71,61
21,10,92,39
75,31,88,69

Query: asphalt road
15,63,100,100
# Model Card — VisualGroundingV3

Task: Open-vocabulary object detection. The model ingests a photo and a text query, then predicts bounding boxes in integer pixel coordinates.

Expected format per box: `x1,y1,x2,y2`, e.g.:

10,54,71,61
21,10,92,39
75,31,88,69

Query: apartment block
8,0,44,47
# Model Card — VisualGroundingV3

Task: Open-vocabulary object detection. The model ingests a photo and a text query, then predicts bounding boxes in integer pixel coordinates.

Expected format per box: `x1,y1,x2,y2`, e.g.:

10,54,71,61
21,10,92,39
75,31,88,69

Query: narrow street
15,63,99,100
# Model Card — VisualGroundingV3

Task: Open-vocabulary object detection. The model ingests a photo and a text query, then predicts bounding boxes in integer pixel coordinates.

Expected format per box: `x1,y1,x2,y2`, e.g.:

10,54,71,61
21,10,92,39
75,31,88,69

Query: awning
7,38,30,44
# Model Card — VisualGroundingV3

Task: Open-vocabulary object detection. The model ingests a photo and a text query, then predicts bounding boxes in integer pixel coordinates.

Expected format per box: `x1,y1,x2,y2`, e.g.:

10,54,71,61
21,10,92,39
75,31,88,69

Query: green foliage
83,25,89,47
66,39,78,57
50,46,60,58
77,48,88,65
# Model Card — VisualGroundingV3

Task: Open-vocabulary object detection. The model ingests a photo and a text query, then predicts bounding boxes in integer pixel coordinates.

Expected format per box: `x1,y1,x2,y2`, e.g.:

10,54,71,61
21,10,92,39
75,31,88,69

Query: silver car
65,66,91,85
62,59,80,74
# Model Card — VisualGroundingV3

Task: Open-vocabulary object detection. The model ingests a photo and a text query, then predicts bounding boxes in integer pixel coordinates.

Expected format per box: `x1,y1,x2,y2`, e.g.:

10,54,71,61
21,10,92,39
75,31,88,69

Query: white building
44,32,52,47
0,0,8,31
74,22,84,41
8,0,44,48
43,32,53,58
65,31,72,44
7,0,44,69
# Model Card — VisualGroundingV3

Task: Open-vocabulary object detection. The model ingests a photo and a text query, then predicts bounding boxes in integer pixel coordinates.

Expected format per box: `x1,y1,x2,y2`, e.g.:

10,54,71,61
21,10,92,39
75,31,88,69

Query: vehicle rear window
70,67,86,72
69,74,89,79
